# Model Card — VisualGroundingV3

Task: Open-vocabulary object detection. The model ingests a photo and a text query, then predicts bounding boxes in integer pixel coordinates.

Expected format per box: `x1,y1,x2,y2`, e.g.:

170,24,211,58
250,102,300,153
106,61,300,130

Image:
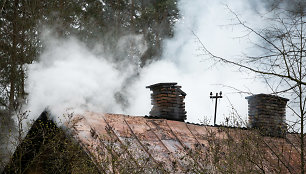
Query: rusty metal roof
66,112,302,173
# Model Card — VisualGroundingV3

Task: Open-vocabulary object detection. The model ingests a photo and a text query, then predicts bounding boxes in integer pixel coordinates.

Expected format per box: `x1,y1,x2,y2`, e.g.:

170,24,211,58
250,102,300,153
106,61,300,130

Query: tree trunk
9,0,19,112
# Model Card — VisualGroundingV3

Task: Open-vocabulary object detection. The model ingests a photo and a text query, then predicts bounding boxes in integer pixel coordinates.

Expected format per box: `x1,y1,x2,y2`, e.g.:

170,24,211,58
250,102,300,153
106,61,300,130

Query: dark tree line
0,0,179,112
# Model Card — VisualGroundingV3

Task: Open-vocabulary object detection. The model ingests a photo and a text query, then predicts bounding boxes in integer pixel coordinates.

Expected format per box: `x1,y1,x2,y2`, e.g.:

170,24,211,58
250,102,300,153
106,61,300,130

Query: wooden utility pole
210,91,222,126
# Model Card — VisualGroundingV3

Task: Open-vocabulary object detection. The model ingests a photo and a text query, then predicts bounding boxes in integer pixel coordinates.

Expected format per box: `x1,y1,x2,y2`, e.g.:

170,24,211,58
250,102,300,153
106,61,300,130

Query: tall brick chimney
146,83,187,121
245,94,288,137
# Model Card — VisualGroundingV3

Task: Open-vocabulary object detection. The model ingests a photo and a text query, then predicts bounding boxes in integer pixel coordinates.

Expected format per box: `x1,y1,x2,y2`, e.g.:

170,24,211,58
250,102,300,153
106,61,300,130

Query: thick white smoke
25,0,285,127
25,32,145,124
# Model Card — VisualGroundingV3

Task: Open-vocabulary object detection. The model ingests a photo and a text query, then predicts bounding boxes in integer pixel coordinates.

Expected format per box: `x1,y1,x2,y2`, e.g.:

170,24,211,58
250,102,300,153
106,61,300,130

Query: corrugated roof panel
66,112,303,173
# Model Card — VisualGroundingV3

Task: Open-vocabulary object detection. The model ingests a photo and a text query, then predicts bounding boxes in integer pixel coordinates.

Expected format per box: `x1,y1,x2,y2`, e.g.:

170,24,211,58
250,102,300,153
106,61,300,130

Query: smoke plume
125,0,271,124
25,31,146,124
25,0,289,127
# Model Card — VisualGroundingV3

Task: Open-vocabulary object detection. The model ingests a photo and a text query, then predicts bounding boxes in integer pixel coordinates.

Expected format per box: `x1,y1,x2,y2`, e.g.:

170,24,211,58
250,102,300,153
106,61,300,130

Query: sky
25,0,293,127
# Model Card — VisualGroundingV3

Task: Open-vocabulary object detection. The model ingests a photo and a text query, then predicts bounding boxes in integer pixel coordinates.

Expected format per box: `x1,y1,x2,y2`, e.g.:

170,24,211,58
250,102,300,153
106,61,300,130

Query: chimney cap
245,93,289,101
146,82,178,89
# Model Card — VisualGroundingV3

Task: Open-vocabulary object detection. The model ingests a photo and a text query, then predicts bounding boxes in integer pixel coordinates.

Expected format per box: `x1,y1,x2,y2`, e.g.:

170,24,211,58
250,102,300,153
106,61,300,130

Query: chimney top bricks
147,83,187,121
245,94,288,137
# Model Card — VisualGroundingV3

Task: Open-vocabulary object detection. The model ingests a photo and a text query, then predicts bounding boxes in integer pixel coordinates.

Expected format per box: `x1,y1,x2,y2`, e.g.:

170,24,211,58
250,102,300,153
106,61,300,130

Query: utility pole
210,91,222,126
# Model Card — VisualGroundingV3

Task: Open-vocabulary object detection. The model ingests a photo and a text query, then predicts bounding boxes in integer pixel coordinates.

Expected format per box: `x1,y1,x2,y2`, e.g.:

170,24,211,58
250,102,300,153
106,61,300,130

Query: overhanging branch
192,31,306,86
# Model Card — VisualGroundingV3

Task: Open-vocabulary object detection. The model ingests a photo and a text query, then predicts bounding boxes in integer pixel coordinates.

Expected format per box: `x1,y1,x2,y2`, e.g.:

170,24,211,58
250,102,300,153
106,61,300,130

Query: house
2,83,303,173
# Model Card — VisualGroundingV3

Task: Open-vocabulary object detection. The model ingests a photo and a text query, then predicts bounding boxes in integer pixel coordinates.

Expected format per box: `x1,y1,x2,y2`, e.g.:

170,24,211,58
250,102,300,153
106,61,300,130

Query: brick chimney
245,94,288,137
146,83,187,121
